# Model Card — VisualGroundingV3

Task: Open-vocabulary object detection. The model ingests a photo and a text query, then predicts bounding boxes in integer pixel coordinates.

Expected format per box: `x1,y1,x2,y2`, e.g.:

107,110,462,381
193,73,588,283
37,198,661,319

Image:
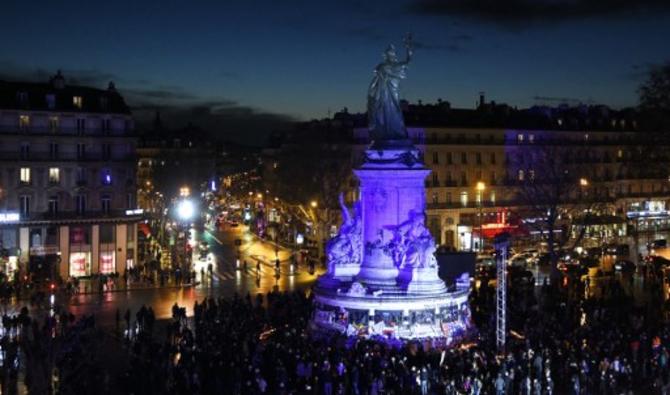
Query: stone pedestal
311,145,473,342
354,148,429,289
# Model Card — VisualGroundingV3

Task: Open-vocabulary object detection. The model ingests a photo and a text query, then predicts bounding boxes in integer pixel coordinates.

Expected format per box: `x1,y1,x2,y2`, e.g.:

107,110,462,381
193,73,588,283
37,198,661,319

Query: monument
312,36,472,341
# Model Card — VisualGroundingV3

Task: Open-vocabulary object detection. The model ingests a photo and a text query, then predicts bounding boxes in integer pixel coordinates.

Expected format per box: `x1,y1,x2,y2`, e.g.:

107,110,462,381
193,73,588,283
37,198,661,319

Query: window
46,94,56,109
16,91,28,105
20,195,30,216
475,134,481,142
126,193,134,209
461,152,467,164
102,143,112,160
528,134,535,144
490,191,496,204
76,194,87,214
584,134,589,141
73,96,83,109
20,142,29,159
77,143,86,159
460,192,468,207
446,192,452,204
102,170,112,185
101,195,111,214
48,196,58,214
103,119,111,133
20,168,31,184
491,171,497,184
432,173,439,186
529,169,535,181
19,115,30,131
476,190,482,204
432,192,438,204
49,168,60,184
446,152,453,165
490,153,496,164
476,170,482,181
76,118,86,134
49,142,59,159
476,152,481,165
460,171,467,186
49,116,59,132
518,170,525,181
446,171,452,183
517,134,524,143
617,149,623,159
432,152,438,164
76,167,87,185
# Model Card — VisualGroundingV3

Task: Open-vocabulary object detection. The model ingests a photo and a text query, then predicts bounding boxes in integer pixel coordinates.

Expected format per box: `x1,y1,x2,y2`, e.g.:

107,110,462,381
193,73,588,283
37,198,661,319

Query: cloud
622,63,656,82
409,0,670,27
412,40,465,53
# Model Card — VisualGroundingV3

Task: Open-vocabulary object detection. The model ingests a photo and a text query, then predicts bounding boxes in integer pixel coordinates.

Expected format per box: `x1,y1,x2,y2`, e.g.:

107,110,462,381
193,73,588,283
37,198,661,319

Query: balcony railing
0,125,135,137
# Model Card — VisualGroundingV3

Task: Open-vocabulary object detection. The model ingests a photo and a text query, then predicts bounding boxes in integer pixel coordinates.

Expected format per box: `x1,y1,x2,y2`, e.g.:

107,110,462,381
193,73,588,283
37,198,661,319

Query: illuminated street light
177,199,195,221
257,193,263,199
579,178,589,187
310,200,318,208
179,186,191,197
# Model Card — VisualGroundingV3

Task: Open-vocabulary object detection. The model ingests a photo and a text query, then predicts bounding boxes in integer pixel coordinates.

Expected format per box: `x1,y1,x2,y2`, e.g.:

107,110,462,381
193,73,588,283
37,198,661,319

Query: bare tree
509,142,598,270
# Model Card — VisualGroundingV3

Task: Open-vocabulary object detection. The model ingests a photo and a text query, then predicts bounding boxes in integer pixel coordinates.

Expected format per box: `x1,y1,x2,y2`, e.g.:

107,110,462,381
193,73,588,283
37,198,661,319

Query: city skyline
0,0,668,142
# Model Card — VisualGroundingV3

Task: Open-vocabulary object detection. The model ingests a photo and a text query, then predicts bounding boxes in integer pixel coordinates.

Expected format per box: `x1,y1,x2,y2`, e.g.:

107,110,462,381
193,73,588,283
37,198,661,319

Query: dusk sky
1,0,669,142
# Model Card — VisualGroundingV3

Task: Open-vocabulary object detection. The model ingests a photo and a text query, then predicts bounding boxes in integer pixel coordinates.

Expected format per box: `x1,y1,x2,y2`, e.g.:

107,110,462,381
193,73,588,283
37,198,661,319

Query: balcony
0,125,137,138
0,152,136,163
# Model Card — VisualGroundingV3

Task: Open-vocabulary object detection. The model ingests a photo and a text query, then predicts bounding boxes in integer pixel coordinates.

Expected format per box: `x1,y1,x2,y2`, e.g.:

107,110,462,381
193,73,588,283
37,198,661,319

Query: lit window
20,168,31,184
19,115,30,130
517,134,524,143
584,134,589,141
529,169,535,181
73,96,83,109
490,191,496,204
102,170,112,185
460,191,468,207
49,168,60,184
617,149,623,159
518,170,525,181
528,134,535,143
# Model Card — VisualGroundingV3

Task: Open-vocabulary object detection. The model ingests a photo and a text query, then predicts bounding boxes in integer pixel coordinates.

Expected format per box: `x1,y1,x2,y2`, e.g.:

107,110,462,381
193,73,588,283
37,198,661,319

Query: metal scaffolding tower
494,232,510,353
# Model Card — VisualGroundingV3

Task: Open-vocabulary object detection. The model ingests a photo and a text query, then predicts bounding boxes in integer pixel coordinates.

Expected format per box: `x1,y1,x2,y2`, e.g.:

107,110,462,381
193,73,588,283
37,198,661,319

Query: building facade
0,72,140,280
352,103,670,252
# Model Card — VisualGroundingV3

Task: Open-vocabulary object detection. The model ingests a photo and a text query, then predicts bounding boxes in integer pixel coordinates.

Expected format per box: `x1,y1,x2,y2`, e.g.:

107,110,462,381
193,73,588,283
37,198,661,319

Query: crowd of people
1,260,670,393
114,268,670,394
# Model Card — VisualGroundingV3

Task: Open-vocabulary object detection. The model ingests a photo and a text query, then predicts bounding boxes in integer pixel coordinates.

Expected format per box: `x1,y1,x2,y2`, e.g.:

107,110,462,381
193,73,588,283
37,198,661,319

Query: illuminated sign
0,212,20,223
125,209,144,215
627,210,670,219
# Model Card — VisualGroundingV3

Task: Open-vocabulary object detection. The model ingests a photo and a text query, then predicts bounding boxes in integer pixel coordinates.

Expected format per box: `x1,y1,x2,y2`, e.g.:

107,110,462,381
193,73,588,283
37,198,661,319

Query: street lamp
310,200,318,208
476,182,486,252
177,199,195,221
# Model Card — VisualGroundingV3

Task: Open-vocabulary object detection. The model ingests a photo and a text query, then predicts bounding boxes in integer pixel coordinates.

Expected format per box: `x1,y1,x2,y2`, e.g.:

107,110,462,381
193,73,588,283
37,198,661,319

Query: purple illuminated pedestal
312,146,472,341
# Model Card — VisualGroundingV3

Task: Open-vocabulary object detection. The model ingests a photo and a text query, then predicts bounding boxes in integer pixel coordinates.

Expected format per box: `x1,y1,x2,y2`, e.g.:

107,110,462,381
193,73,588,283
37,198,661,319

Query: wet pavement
60,225,323,329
